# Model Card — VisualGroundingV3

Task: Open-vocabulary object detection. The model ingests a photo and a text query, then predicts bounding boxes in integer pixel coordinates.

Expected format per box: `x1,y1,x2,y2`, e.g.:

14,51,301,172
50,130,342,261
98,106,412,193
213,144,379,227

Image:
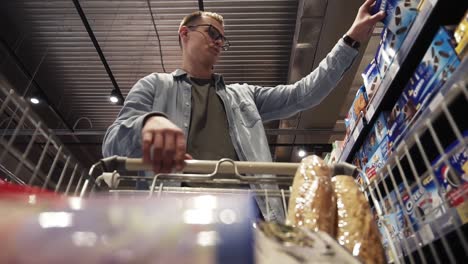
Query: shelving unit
339,0,468,163
0,83,90,195
337,1,468,262
364,0,438,123
338,115,366,164
363,65,467,263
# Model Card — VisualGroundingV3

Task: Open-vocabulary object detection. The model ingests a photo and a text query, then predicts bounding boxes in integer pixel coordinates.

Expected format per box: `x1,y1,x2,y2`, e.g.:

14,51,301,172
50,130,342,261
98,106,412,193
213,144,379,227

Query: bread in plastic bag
332,175,385,264
286,155,336,237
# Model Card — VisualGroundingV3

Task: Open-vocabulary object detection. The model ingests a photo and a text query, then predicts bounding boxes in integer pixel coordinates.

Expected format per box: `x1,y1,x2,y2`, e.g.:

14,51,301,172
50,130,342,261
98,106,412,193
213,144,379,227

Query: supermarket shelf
341,0,467,163
340,1,439,163
0,83,88,194
338,115,366,162
363,74,467,195
365,0,438,123
394,57,468,150
363,73,468,263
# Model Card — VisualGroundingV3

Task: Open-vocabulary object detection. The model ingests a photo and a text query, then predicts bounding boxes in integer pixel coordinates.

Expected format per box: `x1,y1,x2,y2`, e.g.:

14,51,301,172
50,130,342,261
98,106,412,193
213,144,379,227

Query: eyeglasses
187,24,230,51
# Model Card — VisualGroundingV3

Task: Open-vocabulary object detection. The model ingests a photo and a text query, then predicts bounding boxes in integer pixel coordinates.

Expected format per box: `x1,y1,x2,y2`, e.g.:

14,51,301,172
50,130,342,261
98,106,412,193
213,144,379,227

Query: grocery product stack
337,1,468,262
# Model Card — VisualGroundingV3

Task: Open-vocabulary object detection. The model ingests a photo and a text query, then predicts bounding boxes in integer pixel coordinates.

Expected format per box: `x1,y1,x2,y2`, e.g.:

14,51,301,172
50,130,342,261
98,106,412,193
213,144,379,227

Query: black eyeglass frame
186,24,230,51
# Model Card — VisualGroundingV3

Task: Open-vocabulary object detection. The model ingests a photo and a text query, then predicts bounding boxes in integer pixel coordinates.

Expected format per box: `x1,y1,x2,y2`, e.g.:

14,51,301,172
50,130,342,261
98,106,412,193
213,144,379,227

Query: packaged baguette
286,155,336,237
332,175,385,264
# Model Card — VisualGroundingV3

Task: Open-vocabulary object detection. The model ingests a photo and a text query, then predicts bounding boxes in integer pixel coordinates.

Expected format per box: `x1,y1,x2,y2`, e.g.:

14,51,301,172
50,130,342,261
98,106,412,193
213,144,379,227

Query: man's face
181,16,226,66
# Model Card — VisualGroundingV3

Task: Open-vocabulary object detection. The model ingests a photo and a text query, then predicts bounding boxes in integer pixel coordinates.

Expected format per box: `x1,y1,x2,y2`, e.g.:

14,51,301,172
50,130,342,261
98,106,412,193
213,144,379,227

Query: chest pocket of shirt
238,102,261,128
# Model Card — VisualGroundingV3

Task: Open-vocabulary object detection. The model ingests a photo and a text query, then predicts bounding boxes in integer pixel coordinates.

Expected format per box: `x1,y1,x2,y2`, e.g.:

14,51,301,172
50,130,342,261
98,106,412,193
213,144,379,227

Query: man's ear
179,26,189,41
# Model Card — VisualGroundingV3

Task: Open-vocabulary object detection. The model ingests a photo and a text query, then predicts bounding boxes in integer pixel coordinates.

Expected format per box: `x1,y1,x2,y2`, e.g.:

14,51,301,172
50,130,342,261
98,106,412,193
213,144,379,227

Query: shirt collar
171,69,225,86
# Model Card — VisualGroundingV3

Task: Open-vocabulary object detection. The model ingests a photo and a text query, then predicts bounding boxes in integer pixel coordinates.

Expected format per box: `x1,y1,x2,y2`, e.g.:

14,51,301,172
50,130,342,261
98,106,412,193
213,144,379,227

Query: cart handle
124,157,301,175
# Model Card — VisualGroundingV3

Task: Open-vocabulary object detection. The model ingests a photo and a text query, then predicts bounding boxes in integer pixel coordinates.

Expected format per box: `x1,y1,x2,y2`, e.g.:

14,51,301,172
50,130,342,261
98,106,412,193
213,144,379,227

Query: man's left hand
346,0,386,43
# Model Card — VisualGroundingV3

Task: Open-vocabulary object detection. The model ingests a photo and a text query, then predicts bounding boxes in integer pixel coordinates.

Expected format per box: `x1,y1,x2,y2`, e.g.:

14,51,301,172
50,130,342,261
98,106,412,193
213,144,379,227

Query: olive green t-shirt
186,77,239,161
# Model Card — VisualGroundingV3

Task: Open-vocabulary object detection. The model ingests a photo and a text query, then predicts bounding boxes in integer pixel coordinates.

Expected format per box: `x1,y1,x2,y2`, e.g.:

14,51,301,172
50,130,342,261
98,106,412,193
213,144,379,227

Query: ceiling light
109,89,122,105
298,149,306,158
109,95,119,103
30,97,40,104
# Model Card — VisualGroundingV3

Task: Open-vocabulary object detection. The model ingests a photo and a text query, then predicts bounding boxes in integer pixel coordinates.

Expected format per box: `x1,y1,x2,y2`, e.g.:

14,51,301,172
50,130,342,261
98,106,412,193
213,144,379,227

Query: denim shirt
102,39,358,222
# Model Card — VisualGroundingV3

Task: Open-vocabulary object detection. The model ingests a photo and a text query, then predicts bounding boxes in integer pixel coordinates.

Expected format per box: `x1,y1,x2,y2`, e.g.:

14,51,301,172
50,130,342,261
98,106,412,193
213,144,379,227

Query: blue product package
346,86,368,133
434,144,468,209
362,112,390,160
375,31,394,77
380,184,411,240
383,1,421,59
380,0,400,26
387,92,417,148
396,183,414,238
377,193,401,246
374,112,390,143
371,0,387,15
344,115,352,136
402,175,449,238
362,59,382,100
363,136,390,182
405,27,458,110
423,54,461,105
374,0,423,75
375,0,422,27
362,133,381,166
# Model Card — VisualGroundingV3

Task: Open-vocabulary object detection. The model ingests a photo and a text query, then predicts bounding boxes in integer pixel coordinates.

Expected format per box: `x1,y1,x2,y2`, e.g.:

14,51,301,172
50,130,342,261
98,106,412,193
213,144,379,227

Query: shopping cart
81,155,363,264
83,155,357,216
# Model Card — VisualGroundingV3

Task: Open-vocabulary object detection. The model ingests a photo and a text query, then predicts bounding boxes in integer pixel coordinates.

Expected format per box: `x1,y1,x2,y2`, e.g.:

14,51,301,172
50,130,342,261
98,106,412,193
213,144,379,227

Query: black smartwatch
343,34,360,50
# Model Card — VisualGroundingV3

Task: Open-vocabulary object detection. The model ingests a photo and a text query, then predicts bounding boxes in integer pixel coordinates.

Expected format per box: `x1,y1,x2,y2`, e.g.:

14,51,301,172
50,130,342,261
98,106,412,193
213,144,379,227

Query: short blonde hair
178,11,224,48
179,11,224,29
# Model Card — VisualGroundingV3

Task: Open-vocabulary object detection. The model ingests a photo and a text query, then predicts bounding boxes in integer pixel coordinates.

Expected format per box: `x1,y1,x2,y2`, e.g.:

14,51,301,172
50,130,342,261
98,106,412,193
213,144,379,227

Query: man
102,0,385,222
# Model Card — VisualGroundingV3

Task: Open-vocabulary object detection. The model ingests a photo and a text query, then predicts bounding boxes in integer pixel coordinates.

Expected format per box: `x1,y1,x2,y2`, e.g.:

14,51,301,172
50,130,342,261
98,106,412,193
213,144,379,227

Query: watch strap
343,34,360,50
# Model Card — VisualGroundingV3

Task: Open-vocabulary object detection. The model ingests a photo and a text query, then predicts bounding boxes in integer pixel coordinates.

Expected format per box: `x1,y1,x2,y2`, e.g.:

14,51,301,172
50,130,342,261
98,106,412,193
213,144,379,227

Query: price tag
353,126,360,141
419,224,435,245
429,93,443,112
367,104,375,121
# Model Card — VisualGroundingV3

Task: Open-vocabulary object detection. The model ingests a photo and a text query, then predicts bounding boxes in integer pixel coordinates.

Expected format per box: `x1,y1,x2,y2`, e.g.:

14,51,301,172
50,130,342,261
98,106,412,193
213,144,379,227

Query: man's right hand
142,116,191,173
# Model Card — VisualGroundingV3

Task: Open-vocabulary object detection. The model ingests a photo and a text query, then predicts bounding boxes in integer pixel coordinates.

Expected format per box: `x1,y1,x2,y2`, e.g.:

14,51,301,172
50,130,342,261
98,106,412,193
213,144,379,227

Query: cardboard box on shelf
454,11,468,57
375,35,394,78
374,0,423,76
386,27,461,149
423,54,461,103
387,93,417,148
357,172,366,186
377,204,400,247
344,86,368,135
378,185,409,242
372,0,423,27
401,175,453,243
362,59,382,100
361,112,391,162
352,154,363,172
383,2,421,58
397,183,414,238
434,144,468,223
405,27,459,111
328,140,344,165
362,136,391,183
